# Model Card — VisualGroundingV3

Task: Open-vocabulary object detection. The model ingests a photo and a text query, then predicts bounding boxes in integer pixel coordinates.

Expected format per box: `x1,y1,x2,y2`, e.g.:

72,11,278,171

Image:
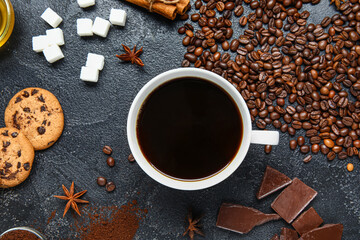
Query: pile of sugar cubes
80,53,105,82
77,9,127,38
32,8,65,63
32,0,128,83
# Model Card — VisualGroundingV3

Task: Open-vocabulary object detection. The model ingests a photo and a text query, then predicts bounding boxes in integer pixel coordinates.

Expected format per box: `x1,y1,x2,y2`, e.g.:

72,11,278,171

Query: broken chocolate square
280,227,298,240
292,207,323,235
216,203,281,234
299,224,343,240
271,178,317,223
257,166,292,200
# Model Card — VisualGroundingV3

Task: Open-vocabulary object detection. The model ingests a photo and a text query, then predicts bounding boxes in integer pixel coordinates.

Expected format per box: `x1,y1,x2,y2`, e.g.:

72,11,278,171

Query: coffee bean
107,157,115,167
300,145,310,154
327,151,336,161
264,145,272,154
303,155,312,163
297,136,305,146
106,182,116,192
97,177,107,186
128,153,135,163
289,140,297,150
239,16,247,26
178,27,186,34
184,53,197,63
311,144,320,154
103,146,112,155
234,5,244,17
324,139,335,148
338,151,348,160
216,2,225,12
320,144,330,154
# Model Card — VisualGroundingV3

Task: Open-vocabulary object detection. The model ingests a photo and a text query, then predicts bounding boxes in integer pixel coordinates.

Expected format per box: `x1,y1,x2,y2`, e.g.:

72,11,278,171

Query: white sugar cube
80,66,99,82
43,45,64,63
86,53,105,70
77,18,93,37
46,28,65,46
41,8,63,28
109,9,127,26
32,35,50,53
92,17,111,38
77,0,95,8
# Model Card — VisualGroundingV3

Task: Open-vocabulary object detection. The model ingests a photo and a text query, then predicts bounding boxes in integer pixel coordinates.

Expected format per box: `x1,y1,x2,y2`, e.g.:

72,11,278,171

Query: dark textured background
0,0,359,239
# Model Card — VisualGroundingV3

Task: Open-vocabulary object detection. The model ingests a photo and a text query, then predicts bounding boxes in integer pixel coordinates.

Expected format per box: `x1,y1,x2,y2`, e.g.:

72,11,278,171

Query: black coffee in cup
136,77,243,180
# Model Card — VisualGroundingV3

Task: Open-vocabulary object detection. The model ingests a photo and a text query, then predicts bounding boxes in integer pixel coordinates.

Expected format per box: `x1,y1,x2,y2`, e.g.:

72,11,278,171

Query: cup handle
251,130,279,145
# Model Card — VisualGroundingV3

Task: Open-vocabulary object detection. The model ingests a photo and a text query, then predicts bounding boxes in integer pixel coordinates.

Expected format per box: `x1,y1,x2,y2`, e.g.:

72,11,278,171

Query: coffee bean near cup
127,68,279,190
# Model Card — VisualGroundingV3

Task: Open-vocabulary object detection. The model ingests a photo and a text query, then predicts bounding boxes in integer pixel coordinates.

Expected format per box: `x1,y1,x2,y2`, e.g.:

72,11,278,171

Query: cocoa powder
74,200,147,240
0,230,40,240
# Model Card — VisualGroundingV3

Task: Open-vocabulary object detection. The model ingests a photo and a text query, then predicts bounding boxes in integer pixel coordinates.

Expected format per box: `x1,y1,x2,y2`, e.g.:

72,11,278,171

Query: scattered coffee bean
107,157,115,167
347,163,354,172
106,182,116,192
103,146,112,155
128,153,135,163
303,155,312,163
300,145,310,154
264,145,272,154
297,136,305,146
289,140,297,150
97,177,107,186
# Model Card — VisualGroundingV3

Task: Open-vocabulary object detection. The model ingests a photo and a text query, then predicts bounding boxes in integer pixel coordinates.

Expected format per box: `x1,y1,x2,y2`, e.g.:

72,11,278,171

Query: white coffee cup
127,68,279,191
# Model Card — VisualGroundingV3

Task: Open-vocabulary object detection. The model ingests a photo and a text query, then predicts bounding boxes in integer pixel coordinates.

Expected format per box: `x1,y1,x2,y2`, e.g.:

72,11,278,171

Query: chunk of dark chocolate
299,224,343,240
257,166,292,200
216,203,281,234
280,227,298,240
271,178,317,223
292,207,323,235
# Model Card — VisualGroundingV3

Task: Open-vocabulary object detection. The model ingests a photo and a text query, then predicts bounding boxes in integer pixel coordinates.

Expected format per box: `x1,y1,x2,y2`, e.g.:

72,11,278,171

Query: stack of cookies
0,88,64,188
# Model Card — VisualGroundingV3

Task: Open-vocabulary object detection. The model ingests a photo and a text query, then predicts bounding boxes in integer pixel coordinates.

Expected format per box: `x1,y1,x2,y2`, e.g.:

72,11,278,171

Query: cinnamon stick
122,0,177,20
176,0,190,15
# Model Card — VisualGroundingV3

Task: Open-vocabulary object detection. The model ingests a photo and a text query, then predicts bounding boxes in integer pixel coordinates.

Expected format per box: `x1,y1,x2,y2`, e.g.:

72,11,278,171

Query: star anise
116,44,144,67
53,182,89,217
183,209,204,240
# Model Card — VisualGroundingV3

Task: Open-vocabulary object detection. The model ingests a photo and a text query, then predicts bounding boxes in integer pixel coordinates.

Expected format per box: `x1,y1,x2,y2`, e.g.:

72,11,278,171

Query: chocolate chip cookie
0,127,35,188
4,88,64,150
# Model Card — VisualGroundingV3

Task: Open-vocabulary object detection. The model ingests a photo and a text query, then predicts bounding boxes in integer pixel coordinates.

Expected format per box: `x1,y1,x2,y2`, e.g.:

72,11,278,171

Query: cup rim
127,68,252,190
0,227,46,240
0,0,14,44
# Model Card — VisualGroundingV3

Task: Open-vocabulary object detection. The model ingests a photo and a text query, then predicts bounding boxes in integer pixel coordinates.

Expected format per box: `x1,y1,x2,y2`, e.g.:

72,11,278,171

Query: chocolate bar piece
280,228,298,240
271,178,317,223
270,234,279,240
216,203,281,234
299,224,343,240
292,207,323,235
257,166,292,200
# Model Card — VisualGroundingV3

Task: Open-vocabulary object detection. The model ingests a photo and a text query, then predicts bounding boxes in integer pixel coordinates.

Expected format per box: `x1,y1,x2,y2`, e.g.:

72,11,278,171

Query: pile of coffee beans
179,0,360,162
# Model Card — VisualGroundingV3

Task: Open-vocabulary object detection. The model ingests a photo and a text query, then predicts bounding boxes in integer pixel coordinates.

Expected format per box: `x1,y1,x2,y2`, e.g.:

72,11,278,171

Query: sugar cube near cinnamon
77,0,95,8
41,8,63,28
77,18,93,37
43,45,64,63
32,35,50,53
86,53,105,70
46,28,65,46
80,66,99,82
92,17,111,38
109,9,127,26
